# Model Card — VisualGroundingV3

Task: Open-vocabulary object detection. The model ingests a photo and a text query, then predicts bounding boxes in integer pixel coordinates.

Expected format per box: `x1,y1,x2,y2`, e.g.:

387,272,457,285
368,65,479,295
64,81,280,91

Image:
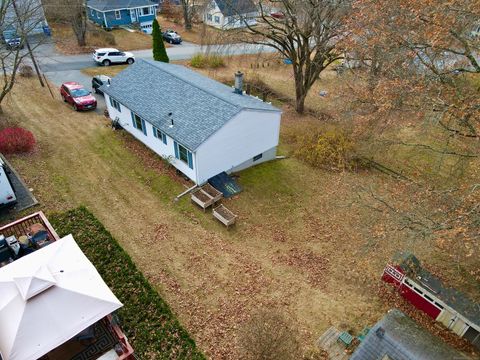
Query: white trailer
0,158,16,207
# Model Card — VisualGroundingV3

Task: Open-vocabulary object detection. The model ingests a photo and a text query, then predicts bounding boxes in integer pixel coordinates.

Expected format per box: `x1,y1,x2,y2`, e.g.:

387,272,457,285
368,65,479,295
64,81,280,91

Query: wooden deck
316,326,350,360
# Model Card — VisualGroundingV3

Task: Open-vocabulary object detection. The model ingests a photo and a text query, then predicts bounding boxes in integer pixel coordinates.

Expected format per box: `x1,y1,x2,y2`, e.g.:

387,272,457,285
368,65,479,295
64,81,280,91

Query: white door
108,52,125,63
141,23,152,34
130,9,136,22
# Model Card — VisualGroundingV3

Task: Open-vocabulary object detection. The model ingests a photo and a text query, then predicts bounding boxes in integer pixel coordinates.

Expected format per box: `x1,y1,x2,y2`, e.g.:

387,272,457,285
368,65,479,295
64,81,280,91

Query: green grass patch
50,207,205,360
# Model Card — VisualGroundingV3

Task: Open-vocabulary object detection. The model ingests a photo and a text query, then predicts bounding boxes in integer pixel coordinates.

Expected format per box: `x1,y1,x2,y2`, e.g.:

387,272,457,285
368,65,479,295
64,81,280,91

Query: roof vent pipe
168,112,173,127
234,71,244,95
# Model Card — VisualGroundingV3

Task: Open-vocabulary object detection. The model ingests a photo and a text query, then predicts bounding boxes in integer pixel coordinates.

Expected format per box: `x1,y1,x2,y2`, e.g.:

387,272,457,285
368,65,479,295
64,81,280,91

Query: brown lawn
4,56,479,359
50,23,162,55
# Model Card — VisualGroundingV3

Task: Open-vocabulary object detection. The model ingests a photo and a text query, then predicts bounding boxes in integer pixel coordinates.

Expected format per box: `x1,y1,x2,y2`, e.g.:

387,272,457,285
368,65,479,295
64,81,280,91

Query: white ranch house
101,59,281,185
204,0,258,29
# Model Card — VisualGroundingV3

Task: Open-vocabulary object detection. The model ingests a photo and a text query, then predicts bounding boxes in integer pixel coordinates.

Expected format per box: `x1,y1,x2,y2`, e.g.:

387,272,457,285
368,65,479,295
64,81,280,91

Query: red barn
382,252,480,350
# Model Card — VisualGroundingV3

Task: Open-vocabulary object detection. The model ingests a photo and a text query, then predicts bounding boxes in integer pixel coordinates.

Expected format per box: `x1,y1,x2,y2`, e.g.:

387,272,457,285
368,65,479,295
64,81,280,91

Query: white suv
93,48,135,66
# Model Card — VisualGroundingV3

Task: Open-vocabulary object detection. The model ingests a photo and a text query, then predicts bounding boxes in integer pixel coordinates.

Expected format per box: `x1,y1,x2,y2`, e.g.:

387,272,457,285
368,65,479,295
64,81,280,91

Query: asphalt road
37,41,273,73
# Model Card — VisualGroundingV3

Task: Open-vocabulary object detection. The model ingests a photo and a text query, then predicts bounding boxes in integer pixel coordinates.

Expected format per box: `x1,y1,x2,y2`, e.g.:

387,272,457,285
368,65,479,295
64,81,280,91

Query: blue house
86,0,159,34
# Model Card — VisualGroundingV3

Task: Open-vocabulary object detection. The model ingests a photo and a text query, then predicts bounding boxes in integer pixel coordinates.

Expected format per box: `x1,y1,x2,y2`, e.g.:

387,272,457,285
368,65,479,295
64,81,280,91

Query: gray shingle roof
86,0,157,12
350,309,472,360
395,252,480,326
215,0,257,17
101,59,280,151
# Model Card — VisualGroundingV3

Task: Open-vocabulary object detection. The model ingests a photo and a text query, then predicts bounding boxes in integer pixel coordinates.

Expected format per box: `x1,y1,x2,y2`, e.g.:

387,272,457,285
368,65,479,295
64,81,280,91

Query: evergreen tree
152,19,169,63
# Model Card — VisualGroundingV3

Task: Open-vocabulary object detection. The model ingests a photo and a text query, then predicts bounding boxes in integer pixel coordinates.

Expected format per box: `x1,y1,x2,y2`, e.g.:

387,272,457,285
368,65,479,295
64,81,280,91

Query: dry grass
4,67,479,359
176,53,351,117
50,23,161,55
81,65,128,78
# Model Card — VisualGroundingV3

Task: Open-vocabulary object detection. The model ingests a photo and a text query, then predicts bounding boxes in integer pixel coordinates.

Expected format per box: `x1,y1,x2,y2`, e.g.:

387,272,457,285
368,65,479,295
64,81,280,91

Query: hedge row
50,207,205,360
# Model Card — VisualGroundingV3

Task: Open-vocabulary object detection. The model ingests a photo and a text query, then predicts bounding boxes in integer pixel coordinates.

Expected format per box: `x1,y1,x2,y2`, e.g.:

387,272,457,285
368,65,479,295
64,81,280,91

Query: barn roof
350,309,472,360
86,0,157,12
395,252,480,326
101,59,279,150
214,0,257,17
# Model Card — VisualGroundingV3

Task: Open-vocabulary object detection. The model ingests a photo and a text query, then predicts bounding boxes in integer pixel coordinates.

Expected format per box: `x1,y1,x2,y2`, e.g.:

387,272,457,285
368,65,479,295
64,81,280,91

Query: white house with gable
101,59,281,185
204,0,258,29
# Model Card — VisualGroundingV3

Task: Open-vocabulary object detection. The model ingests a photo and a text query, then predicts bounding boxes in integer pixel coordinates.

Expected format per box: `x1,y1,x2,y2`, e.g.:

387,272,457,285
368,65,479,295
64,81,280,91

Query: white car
92,48,135,66
0,158,16,208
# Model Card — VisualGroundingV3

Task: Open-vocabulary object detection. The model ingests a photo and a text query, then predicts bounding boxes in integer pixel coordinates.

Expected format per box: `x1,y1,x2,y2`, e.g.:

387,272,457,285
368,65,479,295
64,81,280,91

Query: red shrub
0,127,36,154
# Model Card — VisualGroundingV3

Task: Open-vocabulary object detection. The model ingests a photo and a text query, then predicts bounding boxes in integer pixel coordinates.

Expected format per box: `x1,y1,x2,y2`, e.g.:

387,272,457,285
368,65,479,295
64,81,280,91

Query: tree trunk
183,5,192,30
293,68,307,114
74,31,86,46
295,91,307,114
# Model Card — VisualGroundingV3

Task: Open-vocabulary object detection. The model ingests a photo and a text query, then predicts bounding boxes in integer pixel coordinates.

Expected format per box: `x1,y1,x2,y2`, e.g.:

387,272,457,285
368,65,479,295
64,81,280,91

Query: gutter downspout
175,184,198,202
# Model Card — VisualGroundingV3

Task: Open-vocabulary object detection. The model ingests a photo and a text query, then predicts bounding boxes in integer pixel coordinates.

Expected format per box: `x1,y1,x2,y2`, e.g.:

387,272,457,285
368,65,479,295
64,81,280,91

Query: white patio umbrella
0,234,123,360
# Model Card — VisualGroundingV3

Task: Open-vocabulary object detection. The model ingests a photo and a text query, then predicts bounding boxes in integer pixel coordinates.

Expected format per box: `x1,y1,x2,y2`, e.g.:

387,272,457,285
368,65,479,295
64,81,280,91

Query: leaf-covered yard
50,207,204,359
4,66,479,358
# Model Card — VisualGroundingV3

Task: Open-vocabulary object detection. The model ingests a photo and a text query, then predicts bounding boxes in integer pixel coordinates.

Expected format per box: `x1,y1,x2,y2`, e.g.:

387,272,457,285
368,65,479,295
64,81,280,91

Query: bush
50,207,205,359
190,53,225,69
19,65,34,78
294,127,363,171
0,127,35,154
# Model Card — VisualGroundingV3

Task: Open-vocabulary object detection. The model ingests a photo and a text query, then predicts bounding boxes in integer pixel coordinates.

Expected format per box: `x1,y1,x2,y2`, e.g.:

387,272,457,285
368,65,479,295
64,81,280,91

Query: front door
130,9,136,22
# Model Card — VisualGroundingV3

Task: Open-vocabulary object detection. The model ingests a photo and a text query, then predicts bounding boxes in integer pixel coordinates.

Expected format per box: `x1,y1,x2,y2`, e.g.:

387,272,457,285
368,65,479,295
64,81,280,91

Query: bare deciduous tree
0,0,46,112
180,0,195,30
45,0,87,46
239,0,350,114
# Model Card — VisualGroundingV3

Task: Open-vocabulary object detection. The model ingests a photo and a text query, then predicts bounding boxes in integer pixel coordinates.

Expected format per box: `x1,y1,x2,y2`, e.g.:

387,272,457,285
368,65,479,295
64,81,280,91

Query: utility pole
11,0,45,87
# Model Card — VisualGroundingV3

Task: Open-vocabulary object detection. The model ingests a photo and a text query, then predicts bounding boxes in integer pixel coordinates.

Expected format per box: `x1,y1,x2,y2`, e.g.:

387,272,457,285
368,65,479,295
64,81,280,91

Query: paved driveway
45,70,106,115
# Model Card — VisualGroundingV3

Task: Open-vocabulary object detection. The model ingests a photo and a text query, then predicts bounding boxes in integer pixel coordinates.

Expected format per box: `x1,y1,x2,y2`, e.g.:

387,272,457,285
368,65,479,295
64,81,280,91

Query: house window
214,16,220,24
115,10,121,20
142,7,150,16
90,8,94,17
253,153,263,162
434,302,444,310
109,97,121,112
97,11,101,19
179,144,188,163
207,14,212,21
131,112,147,135
174,141,193,169
153,126,167,145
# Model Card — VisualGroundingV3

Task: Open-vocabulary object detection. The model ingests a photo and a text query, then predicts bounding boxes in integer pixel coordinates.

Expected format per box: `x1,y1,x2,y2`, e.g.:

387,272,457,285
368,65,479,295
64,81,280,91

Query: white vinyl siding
104,94,196,181
195,109,280,184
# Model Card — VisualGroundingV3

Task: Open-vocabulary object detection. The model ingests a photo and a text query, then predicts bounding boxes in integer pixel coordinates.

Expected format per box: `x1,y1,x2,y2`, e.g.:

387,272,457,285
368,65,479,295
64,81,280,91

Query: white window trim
115,10,121,20
141,6,151,16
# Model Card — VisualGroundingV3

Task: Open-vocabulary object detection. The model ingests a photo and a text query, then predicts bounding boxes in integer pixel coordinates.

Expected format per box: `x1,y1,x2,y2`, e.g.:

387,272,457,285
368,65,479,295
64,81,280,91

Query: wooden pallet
316,327,350,360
